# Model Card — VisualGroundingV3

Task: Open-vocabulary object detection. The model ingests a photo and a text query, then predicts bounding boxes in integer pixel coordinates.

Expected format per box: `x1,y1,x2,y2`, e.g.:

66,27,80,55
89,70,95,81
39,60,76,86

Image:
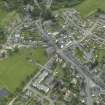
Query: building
32,70,50,93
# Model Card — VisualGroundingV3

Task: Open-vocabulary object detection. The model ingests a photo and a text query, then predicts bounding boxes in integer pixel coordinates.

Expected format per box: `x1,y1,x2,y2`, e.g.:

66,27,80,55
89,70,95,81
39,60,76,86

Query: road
36,11,105,105
33,0,40,8
23,56,56,91
37,13,105,90
28,86,55,105
57,49,105,90
86,78,93,105
62,14,98,50
8,8,105,105
21,56,56,105
8,97,17,105
46,0,53,9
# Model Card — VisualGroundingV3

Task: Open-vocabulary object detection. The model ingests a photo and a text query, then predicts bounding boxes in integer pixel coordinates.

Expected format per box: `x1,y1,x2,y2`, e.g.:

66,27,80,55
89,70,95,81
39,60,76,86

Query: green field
75,0,105,17
0,0,21,28
53,0,105,17
0,48,48,93
0,9,20,28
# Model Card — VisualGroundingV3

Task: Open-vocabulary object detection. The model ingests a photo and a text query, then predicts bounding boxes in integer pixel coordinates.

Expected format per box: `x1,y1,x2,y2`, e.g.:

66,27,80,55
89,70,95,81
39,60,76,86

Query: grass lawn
27,47,48,65
75,48,84,61
0,47,48,93
75,0,105,17
54,64,64,79
94,48,105,63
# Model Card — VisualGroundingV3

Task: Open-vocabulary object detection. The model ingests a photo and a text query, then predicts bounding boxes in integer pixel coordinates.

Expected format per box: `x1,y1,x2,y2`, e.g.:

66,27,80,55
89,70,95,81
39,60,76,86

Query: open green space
0,47,48,93
0,9,20,28
27,99,49,105
53,0,105,18
51,0,84,10
94,48,105,63
54,64,64,79
75,47,85,62
75,0,105,17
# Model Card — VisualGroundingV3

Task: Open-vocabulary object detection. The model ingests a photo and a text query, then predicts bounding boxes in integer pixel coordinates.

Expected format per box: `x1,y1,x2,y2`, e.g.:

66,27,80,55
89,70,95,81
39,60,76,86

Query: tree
1,52,6,58
41,8,55,20
7,49,13,56
31,7,41,19
0,28,7,44
97,8,105,13
14,46,19,53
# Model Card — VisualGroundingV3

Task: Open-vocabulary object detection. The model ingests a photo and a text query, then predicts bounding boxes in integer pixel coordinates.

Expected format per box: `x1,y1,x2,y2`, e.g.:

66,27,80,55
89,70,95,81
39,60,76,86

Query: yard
0,47,48,93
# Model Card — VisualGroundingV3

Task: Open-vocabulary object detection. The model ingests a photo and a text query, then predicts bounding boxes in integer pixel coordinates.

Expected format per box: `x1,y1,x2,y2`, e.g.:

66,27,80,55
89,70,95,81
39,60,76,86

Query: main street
34,13,105,105
57,49,105,89
86,78,93,105
36,15,105,90
9,7,105,105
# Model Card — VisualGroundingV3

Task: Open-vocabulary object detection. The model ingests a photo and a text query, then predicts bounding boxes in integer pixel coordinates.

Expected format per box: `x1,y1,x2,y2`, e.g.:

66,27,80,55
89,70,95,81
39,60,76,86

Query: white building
32,71,50,93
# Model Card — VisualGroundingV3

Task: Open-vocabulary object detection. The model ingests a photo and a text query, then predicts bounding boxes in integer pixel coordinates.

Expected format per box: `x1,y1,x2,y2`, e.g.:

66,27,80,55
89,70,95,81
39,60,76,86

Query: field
0,47,48,93
75,0,105,17
53,0,105,18
0,8,20,28
0,0,21,28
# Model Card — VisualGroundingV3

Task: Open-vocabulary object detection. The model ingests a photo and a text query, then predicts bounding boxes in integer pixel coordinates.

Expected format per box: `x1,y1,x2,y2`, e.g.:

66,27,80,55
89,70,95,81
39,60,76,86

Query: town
0,0,105,105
